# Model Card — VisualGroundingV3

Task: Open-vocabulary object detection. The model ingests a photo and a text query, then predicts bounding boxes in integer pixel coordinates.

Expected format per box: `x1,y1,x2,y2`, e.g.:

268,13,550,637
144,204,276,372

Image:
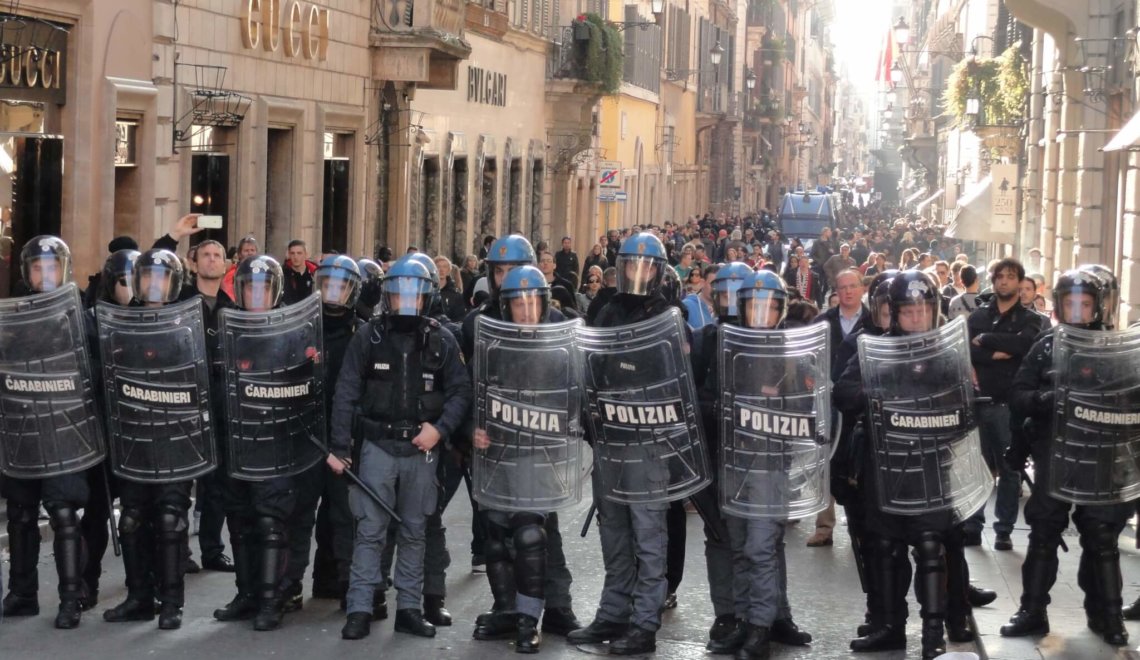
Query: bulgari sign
241,0,329,61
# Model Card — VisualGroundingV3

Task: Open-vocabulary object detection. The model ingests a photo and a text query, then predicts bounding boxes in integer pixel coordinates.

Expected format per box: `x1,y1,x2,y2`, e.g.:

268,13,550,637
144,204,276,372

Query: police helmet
1078,264,1118,330
234,255,284,311
498,265,550,324
381,255,433,317
21,235,72,292
865,268,899,307
660,265,684,307
887,270,941,334
356,258,384,309
485,235,537,295
407,253,441,292
99,249,140,305
1053,269,1105,329
870,277,895,331
615,232,667,296
133,249,185,304
711,261,753,319
738,270,788,329
315,255,362,311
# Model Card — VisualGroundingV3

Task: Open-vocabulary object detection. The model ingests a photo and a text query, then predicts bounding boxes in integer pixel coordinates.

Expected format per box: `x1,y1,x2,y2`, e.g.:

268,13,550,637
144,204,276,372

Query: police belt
354,416,420,442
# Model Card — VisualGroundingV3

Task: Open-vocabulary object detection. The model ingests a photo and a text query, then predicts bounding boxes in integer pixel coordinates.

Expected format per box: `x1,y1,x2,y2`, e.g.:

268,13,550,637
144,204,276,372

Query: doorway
265,128,295,258
0,135,63,297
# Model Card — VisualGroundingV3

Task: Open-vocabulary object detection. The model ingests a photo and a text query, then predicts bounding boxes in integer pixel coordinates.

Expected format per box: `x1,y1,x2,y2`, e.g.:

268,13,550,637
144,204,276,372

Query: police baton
301,431,402,524
1019,468,1067,553
103,464,121,557
580,503,596,538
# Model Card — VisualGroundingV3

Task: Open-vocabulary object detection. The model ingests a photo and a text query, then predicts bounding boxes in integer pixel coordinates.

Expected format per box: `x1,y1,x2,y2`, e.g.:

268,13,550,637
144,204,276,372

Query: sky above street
832,0,893,92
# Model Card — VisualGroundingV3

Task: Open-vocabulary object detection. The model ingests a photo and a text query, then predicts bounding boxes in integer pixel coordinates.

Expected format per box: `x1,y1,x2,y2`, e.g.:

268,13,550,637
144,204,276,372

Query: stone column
1122,150,1140,324
1039,65,1062,279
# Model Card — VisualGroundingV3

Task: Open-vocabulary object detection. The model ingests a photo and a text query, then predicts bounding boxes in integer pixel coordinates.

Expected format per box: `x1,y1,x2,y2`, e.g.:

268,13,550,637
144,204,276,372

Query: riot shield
718,323,832,519
1048,324,1140,504
858,316,991,519
0,284,105,478
472,316,586,512
97,298,217,483
578,307,711,504
219,294,325,480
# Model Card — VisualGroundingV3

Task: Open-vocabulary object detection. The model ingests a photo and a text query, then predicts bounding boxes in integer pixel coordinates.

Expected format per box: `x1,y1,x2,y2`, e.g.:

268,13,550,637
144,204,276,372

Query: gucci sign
241,0,329,61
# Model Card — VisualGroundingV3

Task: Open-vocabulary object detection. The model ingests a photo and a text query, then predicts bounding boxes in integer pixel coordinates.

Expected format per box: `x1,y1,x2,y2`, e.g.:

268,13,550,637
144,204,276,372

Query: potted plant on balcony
571,13,623,94
943,43,1027,136
573,14,591,41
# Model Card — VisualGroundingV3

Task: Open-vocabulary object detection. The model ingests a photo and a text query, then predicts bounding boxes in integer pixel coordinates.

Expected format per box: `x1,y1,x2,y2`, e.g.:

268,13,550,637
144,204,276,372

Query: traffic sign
598,192,616,202
598,160,622,189
614,191,628,201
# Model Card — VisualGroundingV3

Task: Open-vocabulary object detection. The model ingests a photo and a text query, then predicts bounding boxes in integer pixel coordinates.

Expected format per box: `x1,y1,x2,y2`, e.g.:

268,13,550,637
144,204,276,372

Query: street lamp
965,97,980,121
893,16,910,46
883,104,893,120
889,61,903,84
745,69,756,91
710,41,724,66
650,0,664,16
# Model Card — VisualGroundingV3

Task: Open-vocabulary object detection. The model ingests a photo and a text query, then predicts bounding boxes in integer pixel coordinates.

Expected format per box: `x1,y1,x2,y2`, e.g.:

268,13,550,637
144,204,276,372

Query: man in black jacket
554,236,580,292
961,259,1044,550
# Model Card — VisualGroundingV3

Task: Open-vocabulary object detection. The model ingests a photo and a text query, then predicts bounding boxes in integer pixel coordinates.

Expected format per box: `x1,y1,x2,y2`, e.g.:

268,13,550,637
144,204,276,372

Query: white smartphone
198,215,223,229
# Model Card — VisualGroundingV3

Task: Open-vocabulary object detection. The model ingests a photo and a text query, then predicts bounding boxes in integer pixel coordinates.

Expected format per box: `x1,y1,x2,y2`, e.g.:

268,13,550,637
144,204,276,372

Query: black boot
946,616,975,642
473,545,518,640
609,624,657,655
967,584,997,607
540,606,581,636
850,537,906,652
214,530,258,621
280,581,303,614
252,517,287,631
423,594,452,626
921,618,947,659
158,602,183,630
395,608,437,637
2,592,40,617
1000,541,1058,637
707,615,747,654
769,617,811,645
49,507,85,629
1086,525,1129,646
734,624,770,660
3,504,41,617
373,589,389,620
516,614,541,654
566,617,629,644
341,612,371,640
1123,594,1140,621
104,510,157,622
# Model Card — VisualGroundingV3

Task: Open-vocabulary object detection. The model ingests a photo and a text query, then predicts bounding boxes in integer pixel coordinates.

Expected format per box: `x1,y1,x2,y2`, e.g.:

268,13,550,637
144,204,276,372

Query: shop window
507,158,522,235
450,157,469,262
420,156,440,254
480,158,497,243
322,132,353,254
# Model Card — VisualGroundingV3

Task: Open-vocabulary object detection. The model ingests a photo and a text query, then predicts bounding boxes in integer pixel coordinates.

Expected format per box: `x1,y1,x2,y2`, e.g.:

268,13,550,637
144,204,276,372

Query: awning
903,187,928,208
915,188,944,217
1103,110,1140,152
944,176,1016,244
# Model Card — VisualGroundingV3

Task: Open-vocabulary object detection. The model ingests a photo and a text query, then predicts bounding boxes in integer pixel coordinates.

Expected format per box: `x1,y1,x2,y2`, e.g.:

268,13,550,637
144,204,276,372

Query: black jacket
438,279,467,323
555,249,580,289
967,298,1044,402
812,305,871,372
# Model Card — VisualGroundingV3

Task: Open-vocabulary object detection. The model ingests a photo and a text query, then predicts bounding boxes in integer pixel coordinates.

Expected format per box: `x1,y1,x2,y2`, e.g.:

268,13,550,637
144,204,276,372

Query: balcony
369,0,472,90
547,19,623,93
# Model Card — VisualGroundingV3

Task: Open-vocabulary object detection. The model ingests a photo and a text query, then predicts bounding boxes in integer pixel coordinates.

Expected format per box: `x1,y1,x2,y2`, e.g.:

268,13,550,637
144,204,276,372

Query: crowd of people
0,206,1136,660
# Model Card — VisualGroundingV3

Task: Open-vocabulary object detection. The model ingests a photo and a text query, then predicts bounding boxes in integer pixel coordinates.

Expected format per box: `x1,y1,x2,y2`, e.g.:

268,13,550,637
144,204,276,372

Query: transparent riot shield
1049,324,1140,504
0,284,104,478
472,316,585,512
858,316,992,519
718,322,831,519
220,294,325,480
97,298,217,483
578,307,711,504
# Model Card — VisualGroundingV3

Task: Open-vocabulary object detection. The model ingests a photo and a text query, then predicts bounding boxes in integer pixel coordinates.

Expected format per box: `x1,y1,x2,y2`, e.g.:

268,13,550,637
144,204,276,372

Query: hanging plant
573,13,624,94
943,43,1028,129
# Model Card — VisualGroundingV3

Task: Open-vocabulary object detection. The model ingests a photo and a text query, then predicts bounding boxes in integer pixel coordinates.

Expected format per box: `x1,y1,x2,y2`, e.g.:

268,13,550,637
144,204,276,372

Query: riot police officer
1001,269,1134,646
1,236,93,628
459,235,580,640
213,256,300,631
101,249,196,630
355,258,384,321
834,270,978,659
328,255,471,641
567,232,683,655
704,270,815,660
470,265,565,653
78,249,139,611
278,256,363,613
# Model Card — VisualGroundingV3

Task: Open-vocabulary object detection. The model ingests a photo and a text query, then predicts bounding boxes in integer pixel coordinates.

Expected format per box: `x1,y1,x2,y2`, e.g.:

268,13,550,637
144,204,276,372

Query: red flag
875,28,894,84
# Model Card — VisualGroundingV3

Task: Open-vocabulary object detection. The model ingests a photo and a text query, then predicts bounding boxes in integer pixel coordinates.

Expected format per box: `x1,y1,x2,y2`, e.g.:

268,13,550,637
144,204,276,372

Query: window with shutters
623,5,661,93
666,5,690,76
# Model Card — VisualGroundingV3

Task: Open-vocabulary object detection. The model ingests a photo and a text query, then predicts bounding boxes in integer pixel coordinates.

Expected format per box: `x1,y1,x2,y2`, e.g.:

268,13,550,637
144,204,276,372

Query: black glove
1035,390,1055,415
1003,436,1031,474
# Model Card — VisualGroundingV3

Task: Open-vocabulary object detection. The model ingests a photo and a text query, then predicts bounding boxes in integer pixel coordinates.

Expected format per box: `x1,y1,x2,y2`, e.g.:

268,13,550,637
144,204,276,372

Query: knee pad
484,538,510,564
513,524,546,554
119,507,146,536
913,532,945,572
869,534,904,560
7,502,38,527
158,505,189,540
47,506,79,531
1079,520,1119,554
256,516,287,549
